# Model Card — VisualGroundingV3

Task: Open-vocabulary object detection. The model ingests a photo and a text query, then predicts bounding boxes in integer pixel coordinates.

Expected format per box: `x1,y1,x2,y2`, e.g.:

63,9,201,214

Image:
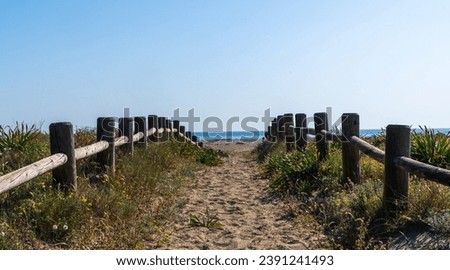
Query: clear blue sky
1,0,450,130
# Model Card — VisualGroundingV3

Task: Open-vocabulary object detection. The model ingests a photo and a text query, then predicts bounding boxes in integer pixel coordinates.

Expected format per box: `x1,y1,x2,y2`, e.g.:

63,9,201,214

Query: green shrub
0,122,41,152
0,122,48,174
253,140,284,163
195,148,227,166
260,126,450,249
264,147,319,195
365,129,386,149
411,126,450,168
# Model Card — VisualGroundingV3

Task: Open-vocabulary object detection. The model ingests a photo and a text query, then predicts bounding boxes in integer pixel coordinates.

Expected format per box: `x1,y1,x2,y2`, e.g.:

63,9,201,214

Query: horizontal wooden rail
75,141,109,160
0,116,200,196
115,135,129,147
394,156,450,187
148,127,157,136
179,132,200,146
322,130,341,141
350,136,385,163
132,132,144,143
0,153,68,194
268,111,450,217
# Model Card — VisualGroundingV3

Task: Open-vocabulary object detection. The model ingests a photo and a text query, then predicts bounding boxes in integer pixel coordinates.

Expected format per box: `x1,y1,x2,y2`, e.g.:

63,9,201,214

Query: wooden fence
265,112,450,217
0,115,200,195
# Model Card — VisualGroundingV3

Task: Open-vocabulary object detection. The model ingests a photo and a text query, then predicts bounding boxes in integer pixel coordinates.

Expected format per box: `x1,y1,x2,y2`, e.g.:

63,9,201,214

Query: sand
158,140,324,250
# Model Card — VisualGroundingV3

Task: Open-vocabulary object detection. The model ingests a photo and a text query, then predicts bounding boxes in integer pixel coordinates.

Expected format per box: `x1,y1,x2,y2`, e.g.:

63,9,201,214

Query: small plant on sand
195,148,227,166
189,208,223,229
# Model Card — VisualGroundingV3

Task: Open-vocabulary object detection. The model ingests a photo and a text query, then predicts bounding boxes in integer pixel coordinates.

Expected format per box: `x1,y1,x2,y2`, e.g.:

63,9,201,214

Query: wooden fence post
50,122,77,191
158,116,167,141
192,135,198,144
148,115,158,142
134,116,147,147
277,115,285,142
172,120,180,139
314,112,328,161
271,118,278,143
119,117,134,154
342,113,360,184
383,124,410,216
284,113,295,152
180,126,186,138
97,117,116,175
295,113,307,150
186,131,192,140
173,120,180,133
280,115,286,142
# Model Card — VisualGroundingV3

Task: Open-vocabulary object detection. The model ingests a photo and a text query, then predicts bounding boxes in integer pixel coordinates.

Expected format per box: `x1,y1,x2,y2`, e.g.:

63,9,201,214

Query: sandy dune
158,141,324,250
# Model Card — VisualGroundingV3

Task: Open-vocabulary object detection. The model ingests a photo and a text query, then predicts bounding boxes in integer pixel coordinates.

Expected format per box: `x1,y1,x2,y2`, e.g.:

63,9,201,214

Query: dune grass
258,129,450,249
0,123,222,249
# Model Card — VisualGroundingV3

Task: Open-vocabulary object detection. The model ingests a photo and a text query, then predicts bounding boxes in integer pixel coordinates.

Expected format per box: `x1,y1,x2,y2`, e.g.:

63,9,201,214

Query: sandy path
159,141,313,250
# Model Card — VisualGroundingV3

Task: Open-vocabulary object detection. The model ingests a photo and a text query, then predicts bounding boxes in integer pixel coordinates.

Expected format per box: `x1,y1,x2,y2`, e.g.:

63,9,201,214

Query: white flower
52,225,58,231
1,231,5,237
63,225,68,231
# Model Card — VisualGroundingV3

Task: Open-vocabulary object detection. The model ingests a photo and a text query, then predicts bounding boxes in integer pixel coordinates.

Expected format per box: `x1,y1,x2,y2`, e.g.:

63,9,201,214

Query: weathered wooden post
157,116,167,141
180,125,186,139
271,118,278,143
383,125,410,216
275,116,281,141
342,113,360,184
134,116,147,147
314,112,328,161
173,120,180,137
166,119,172,140
50,122,76,191
148,115,158,142
97,117,116,174
295,113,307,150
157,116,164,130
277,115,285,142
119,117,134,154
284,113,295,152
186,131,192,141
173,120,180,133
192,135,198,144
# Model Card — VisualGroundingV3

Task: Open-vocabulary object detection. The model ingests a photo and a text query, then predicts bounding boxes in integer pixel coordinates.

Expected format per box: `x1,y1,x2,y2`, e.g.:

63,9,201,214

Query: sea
193,128,450,141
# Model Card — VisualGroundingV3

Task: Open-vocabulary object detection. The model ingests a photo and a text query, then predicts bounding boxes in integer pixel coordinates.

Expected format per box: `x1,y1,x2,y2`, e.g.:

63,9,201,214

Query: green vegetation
264,147,319,195
259,127,450,249
189,208,223,229
0,122,223,249
0,122,48,172
195,148,228,166
411,126,450,169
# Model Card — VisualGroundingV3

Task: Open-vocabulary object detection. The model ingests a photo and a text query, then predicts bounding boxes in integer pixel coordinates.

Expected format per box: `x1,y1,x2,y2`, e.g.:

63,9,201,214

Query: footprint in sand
156,141,325,250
